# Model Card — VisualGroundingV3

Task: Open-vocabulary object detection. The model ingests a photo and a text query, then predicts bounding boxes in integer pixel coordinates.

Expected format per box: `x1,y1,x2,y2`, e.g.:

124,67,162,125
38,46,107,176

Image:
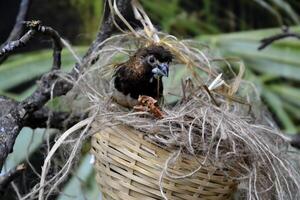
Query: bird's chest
112,88,139,108
112,75,163,107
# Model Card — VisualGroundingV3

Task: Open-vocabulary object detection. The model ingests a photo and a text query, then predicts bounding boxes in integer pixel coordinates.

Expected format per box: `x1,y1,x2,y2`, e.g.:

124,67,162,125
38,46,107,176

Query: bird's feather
112,45,172,108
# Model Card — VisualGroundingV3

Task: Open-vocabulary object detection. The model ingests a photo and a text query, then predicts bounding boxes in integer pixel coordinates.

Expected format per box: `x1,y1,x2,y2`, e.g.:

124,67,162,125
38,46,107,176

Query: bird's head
136,45,173,79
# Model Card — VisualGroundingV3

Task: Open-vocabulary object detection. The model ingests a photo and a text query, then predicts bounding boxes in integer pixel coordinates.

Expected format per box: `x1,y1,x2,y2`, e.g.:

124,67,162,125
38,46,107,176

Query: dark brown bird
112,44,173,108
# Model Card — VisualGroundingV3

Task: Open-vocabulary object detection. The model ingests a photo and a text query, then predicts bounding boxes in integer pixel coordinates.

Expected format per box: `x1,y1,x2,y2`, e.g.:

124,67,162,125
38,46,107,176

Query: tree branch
0,21,65,169
6,0,31,42
23,108,87,130
0,0,133,171
0,20,63,70
0,164,26,194
258,26,300,50
0,0,31,64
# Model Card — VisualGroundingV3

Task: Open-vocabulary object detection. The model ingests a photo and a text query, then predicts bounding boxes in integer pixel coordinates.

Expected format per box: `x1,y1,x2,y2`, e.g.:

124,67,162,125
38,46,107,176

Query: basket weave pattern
91,125,237,200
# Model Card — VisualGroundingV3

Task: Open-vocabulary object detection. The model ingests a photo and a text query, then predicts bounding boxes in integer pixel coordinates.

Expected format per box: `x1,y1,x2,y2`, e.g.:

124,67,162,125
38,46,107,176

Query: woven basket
91,125,237,200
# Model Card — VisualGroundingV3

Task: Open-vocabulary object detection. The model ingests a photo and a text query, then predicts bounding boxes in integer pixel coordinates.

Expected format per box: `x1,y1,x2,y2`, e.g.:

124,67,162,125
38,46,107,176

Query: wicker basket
91,125,237,200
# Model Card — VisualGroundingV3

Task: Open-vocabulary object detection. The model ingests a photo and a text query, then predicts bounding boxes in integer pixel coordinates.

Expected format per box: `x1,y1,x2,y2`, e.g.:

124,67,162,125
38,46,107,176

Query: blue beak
152,63,169,78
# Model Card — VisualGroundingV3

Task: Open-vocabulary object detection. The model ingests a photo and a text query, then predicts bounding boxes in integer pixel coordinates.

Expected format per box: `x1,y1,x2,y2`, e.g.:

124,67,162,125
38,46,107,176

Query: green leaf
268,0,300,24
262,89,297,134
2,128,56,171
269,85,300,107
200,27,300,80
199,26,300,132
283,102,300,120
58,154,100,200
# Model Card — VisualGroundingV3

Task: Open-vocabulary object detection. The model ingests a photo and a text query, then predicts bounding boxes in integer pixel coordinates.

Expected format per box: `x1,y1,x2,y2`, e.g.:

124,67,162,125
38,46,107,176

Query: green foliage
142,0,299,37
3,128,56,170
141,0,220,36
70,0,103,42
199,26,300,133
141,0,300,133
58,155,100,200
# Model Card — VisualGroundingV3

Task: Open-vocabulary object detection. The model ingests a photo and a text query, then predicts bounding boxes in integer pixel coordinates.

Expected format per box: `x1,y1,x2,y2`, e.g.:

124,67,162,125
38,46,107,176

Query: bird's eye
148,56,156,65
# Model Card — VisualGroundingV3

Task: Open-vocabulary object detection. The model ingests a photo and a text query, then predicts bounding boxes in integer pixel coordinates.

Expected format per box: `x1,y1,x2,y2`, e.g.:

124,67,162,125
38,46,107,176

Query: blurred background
0,0,299,199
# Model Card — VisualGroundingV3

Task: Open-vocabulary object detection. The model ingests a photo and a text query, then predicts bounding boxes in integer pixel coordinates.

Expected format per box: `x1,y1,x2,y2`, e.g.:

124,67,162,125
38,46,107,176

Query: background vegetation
1,0,299,199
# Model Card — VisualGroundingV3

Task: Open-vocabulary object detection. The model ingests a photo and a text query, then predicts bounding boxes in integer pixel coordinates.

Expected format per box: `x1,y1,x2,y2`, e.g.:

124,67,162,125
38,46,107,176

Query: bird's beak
152,62,169,78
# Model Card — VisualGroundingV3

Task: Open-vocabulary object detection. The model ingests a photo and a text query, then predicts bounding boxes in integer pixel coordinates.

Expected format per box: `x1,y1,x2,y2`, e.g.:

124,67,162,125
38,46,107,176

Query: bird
112,44,173,108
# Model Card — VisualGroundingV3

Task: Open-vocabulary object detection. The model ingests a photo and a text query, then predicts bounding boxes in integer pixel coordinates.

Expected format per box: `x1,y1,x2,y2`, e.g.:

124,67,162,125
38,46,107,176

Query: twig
0,164,26,194
258,26,300,50
5,0,30,43
202,85,219,106
0,0,31,64
0,20,63,70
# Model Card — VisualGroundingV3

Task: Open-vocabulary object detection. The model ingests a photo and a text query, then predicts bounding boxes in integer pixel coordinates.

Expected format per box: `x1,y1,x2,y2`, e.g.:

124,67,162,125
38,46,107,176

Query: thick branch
24,108,87,130
0,21,65,169
0,109,24,169
0,96,18,117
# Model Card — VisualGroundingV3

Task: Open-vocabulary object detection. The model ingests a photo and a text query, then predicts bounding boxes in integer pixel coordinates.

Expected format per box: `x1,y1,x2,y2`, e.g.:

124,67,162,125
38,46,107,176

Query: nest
66,26,299,199
91,125,237,199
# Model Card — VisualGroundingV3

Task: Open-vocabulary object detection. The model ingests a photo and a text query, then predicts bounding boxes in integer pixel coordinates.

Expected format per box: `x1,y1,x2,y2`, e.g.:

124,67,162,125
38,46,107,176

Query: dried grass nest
68,29,300,200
